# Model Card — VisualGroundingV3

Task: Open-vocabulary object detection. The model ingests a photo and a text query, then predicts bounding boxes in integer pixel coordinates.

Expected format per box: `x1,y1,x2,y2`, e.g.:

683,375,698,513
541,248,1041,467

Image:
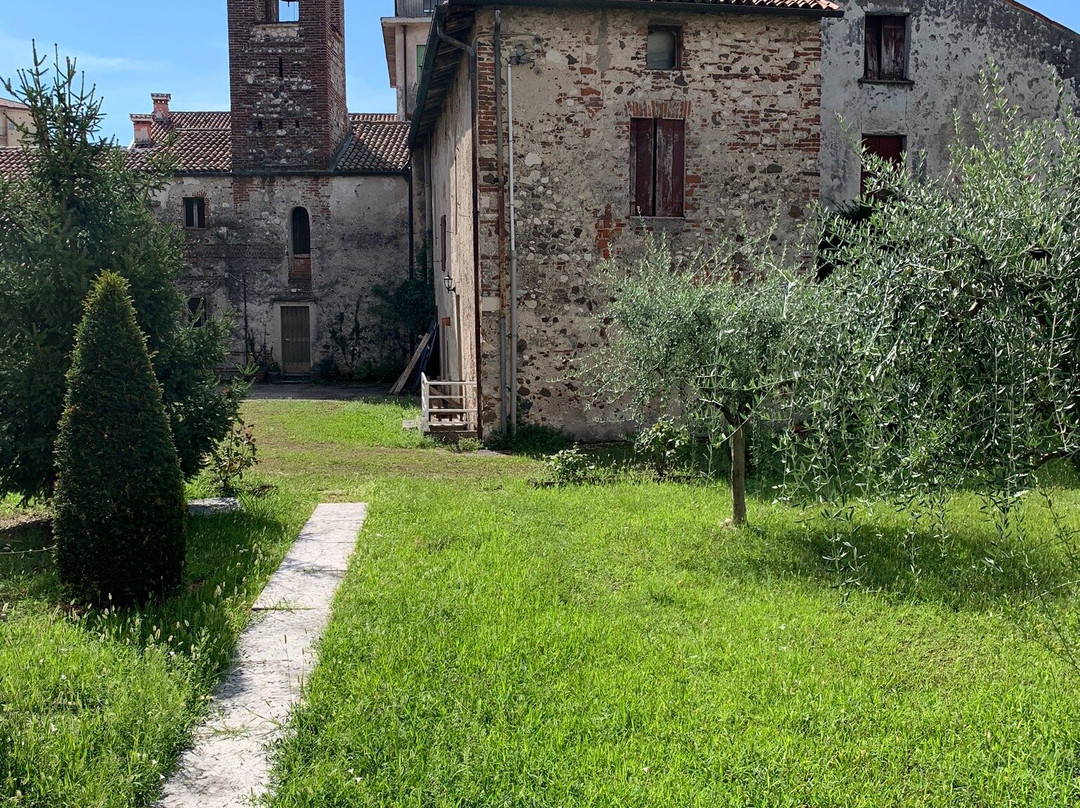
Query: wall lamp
443,274,456,293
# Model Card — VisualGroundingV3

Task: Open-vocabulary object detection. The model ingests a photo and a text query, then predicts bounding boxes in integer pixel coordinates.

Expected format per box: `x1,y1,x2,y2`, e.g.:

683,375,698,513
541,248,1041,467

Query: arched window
291,207,311,257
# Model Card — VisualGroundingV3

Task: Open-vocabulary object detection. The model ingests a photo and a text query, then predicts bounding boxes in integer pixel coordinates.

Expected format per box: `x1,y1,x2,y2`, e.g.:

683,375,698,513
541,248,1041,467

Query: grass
5,398,1080,806
250,401,1080,807
0,471,311,806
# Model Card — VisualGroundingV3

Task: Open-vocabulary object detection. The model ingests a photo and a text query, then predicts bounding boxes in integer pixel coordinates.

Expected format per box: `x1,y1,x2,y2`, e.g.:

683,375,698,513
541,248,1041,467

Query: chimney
131,114,154,146
151,93,172,124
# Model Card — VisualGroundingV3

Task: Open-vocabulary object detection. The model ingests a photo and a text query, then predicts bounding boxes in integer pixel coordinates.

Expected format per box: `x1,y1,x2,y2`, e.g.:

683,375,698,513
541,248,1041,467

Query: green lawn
3,397,1080,806
256,401,1080,807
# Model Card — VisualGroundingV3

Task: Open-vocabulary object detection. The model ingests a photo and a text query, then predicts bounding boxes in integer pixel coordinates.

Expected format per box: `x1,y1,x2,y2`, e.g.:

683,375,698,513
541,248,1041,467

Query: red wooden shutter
630,118,656,216
861,135,905,191
656,118,685,218
864,16,881,80
881,17,907,80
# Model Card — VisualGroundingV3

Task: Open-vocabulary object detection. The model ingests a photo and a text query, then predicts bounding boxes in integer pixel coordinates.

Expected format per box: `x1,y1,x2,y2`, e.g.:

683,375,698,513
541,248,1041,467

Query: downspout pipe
494,9,508,437
435,17,485,439
507,57,519,435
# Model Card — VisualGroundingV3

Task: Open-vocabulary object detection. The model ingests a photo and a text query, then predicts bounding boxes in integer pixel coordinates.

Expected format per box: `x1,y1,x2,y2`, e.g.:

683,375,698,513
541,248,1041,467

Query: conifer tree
54,272,186,604
0,48,241,500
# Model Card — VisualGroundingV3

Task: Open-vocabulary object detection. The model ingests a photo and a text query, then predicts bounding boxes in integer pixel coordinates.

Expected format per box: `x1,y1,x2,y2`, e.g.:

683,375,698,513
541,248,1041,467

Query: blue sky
0,0,1078,144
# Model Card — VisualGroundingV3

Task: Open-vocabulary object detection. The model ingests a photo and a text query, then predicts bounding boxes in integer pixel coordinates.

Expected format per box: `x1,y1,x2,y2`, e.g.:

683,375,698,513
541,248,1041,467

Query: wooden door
281,306,311,376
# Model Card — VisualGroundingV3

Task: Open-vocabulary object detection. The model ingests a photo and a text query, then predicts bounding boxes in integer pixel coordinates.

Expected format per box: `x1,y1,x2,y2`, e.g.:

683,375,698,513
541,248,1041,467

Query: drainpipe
494,9,508,436
507,57,519,435
407,166,415,282
435,17,485,439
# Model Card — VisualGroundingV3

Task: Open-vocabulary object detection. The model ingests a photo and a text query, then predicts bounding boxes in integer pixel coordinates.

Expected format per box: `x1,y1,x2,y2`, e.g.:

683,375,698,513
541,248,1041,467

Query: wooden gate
280,306,311,376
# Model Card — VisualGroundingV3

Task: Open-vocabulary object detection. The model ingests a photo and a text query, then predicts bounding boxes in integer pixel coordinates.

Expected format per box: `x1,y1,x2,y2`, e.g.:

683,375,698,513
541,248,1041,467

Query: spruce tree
0,48,241,500
54,272,186,605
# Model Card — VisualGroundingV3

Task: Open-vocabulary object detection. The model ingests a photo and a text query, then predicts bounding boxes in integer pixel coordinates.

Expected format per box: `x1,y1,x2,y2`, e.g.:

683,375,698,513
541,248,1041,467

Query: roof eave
454,0,842,18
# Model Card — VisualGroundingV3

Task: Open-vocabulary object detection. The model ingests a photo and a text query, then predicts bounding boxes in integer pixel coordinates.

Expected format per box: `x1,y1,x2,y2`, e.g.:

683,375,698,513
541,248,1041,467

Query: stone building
410,0,841,438
820,0,1080,206
129,0,413,376
408,0,1080,439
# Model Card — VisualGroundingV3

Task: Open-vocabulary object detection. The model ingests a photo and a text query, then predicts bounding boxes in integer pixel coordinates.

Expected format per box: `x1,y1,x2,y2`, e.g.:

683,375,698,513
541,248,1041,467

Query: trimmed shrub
54,273,186,605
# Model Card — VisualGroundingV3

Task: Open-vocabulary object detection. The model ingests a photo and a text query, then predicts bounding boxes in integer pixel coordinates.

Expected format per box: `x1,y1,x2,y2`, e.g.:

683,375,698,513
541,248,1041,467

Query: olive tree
787,77,1080,504
593,232,812,526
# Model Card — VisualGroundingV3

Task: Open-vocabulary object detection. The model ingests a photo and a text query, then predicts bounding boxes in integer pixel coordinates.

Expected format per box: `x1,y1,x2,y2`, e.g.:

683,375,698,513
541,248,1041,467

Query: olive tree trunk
730,421,748,526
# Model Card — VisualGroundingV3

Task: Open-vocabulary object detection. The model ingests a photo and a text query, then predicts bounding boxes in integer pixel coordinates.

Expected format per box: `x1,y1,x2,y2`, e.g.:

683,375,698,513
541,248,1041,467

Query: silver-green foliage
787,77,1080,506
594,232,812,523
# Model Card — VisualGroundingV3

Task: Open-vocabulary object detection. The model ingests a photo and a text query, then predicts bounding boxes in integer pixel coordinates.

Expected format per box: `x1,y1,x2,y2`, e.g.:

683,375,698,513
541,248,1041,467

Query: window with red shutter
630,117,685,218
864,15,908,81
861,134,906,191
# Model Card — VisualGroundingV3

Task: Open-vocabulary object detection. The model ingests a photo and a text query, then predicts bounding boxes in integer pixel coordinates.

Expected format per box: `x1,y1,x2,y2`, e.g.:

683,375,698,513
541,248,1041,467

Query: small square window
647,26,682,71
187,297,208,326
278,0,299,22
865,15,908,81
183,197,207,229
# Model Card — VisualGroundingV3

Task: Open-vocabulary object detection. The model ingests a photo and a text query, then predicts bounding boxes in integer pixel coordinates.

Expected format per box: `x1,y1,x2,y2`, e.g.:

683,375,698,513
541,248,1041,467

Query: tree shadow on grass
1,501,297,690
680,506,1066,614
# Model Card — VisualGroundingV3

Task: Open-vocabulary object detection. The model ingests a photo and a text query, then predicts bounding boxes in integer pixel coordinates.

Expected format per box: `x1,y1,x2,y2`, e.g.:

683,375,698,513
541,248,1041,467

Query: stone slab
188,498,242,517
156,502,367,808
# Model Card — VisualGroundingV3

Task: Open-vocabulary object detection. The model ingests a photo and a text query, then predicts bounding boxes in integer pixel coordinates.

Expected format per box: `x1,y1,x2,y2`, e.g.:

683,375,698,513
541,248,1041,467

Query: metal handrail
420,374,479,434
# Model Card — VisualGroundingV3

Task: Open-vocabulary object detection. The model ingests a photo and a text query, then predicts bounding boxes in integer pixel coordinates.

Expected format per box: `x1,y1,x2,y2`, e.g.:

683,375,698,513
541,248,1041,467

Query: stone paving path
157,503,368,808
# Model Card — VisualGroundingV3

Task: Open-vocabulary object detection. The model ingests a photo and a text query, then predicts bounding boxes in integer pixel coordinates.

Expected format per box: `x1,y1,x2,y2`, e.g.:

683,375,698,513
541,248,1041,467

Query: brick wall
227,0,349,172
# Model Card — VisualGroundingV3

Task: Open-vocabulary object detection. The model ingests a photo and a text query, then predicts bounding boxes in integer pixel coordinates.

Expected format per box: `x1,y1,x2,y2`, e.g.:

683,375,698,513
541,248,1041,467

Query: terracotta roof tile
125,111,409,175
0,148,29,179
338,119,411,173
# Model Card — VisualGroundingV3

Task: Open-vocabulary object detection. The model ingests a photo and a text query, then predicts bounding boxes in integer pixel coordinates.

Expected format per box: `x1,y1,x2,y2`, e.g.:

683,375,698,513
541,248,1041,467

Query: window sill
629,215,686,222
859,78,914,88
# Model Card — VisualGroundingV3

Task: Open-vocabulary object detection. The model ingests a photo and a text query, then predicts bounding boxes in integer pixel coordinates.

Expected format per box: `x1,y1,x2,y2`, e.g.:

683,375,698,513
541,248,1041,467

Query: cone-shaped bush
54,272,186,605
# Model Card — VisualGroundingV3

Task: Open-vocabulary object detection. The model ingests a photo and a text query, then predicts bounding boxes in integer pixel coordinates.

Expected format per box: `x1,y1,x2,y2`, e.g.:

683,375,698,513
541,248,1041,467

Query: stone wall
820,0,1080,206
427,7,824,438
156,172,411,375
428,47,481,412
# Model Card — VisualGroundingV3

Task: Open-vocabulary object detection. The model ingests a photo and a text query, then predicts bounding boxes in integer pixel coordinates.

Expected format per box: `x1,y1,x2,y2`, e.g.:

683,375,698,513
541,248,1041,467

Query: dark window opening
278,58,284,79
647,26,682,71
291,207,311,256
187,297,208,326
865,15,908,81
861,134,906,192
183,197,207,229
630,117,685,218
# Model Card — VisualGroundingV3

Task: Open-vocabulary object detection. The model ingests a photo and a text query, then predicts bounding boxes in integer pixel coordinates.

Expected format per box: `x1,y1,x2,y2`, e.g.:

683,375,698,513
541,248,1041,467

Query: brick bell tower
227,0,349,172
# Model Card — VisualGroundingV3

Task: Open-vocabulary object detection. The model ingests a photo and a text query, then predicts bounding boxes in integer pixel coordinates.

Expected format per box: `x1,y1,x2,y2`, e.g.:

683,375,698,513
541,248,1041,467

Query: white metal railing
421,374,479,434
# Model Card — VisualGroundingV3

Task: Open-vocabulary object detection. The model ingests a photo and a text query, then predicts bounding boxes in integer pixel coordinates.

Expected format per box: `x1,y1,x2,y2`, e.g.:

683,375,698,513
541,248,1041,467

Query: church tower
227,0,349,172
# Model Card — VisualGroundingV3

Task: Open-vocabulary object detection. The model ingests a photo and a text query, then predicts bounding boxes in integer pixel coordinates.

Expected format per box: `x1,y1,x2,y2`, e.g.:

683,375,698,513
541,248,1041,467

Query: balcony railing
395,0,436,18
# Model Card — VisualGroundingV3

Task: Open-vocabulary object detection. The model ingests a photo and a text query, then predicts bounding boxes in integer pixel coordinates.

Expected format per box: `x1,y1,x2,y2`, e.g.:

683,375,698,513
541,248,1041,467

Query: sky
0,0,400,144
1,0,1078,144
